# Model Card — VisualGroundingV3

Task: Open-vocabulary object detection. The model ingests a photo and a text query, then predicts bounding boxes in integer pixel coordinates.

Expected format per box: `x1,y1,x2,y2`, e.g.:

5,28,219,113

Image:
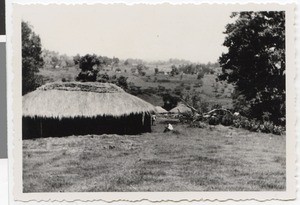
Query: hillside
37,63,234,109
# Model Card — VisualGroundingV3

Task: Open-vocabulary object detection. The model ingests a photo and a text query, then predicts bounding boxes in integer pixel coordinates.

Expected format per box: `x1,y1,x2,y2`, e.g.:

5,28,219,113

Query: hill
37,63,234,109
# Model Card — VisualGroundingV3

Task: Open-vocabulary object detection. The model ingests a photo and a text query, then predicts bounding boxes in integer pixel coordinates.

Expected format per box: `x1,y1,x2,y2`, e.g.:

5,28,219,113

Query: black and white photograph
11,3,296,201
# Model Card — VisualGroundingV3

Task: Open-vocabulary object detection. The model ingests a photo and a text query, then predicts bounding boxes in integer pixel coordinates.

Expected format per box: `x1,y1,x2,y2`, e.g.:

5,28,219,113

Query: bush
162,94,180,111
208,116,220,125
128,85,142,95
232,115,284,135
97,73,110,83
197,72,205,79
221,113,233,126
77,70,98,82
116,76,128,90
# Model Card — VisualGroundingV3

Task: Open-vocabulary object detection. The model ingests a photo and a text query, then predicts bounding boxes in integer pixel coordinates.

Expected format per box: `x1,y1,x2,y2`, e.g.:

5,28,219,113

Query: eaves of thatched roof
155,106,168,114
23,82,155,119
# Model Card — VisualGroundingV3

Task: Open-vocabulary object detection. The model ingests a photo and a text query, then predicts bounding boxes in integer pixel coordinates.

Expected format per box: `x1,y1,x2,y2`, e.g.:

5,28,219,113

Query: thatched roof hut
155,106,168,114
23,82,155,139
169,103,191,114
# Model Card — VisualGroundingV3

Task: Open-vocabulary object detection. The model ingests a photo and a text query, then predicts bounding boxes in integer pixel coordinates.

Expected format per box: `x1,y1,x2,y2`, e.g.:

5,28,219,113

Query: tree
112,57,119,67
22,21,44,95
197,71,204,80
116,76,128,90
219,11,285,124
136,64,144,75
124,59,130,66
51,55,59,68
171,65,179,76
162,94,179,111
73,54,81,65
76,54,101,82
97,73,110,83
154,67,159,75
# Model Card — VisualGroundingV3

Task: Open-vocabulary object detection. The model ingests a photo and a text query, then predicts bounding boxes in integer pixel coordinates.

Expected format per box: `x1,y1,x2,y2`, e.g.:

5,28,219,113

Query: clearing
23,117,286,192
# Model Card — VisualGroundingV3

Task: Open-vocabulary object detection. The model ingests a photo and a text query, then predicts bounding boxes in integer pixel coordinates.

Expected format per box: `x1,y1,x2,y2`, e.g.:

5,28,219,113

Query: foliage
115,76,128,90
73,54,81,65
182,93,209,114
170,65,179,76
219,11,285,125
75,54,100,82
177,63,216,75
232,115,285,135
136,64,148,76
197,71,205,79
22,21,44,95
93,73,129,91
124,59,130,65
162,94,180,111
112,57,119,66
76,54,118,82
97,73,110,83
221,113,234,126
42,50,75,69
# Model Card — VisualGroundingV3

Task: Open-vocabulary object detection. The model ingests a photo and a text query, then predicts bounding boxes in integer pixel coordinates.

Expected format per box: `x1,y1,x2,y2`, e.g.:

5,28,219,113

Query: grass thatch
169,103,192,113
23,82,155,119
155,106,168,114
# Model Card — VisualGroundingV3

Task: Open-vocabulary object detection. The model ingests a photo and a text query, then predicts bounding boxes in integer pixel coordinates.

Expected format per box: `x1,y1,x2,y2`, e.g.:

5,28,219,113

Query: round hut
169,103,192,114
22,82,155,139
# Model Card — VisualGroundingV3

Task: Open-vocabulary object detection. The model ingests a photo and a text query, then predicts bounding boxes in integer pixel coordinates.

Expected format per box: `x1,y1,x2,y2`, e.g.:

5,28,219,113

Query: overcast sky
20,4,233,63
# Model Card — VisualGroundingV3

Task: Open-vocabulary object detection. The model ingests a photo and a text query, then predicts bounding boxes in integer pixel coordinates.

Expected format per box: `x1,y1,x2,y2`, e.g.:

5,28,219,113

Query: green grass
23,117,285,192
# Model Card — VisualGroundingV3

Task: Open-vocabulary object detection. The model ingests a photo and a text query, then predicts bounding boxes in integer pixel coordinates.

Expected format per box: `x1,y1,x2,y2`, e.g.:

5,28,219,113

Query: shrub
221,113,233,126
231,115,285,135
197,72,205,79
208,116,220,125
97,73,110,83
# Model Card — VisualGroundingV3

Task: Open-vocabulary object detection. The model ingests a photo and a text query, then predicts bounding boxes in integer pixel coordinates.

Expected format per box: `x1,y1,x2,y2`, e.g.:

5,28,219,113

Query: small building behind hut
22,82,155,139
169,103,192,114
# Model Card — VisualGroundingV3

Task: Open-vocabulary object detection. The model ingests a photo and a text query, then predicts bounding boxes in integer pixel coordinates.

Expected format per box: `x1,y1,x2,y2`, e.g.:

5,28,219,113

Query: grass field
23,117,286,192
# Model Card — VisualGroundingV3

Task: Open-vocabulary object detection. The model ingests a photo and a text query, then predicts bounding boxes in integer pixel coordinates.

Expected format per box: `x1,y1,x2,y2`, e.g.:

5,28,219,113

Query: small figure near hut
152,114,157,125
164,123,174,132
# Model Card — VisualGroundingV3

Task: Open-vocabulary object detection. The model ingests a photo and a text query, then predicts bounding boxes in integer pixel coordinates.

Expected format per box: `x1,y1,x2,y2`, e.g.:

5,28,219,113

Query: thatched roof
169,103,192,113
155,106,168,114
23,82,155,119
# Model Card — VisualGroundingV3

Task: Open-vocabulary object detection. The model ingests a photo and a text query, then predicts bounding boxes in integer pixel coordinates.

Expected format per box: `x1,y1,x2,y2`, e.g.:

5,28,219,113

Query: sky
20,4,233,63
